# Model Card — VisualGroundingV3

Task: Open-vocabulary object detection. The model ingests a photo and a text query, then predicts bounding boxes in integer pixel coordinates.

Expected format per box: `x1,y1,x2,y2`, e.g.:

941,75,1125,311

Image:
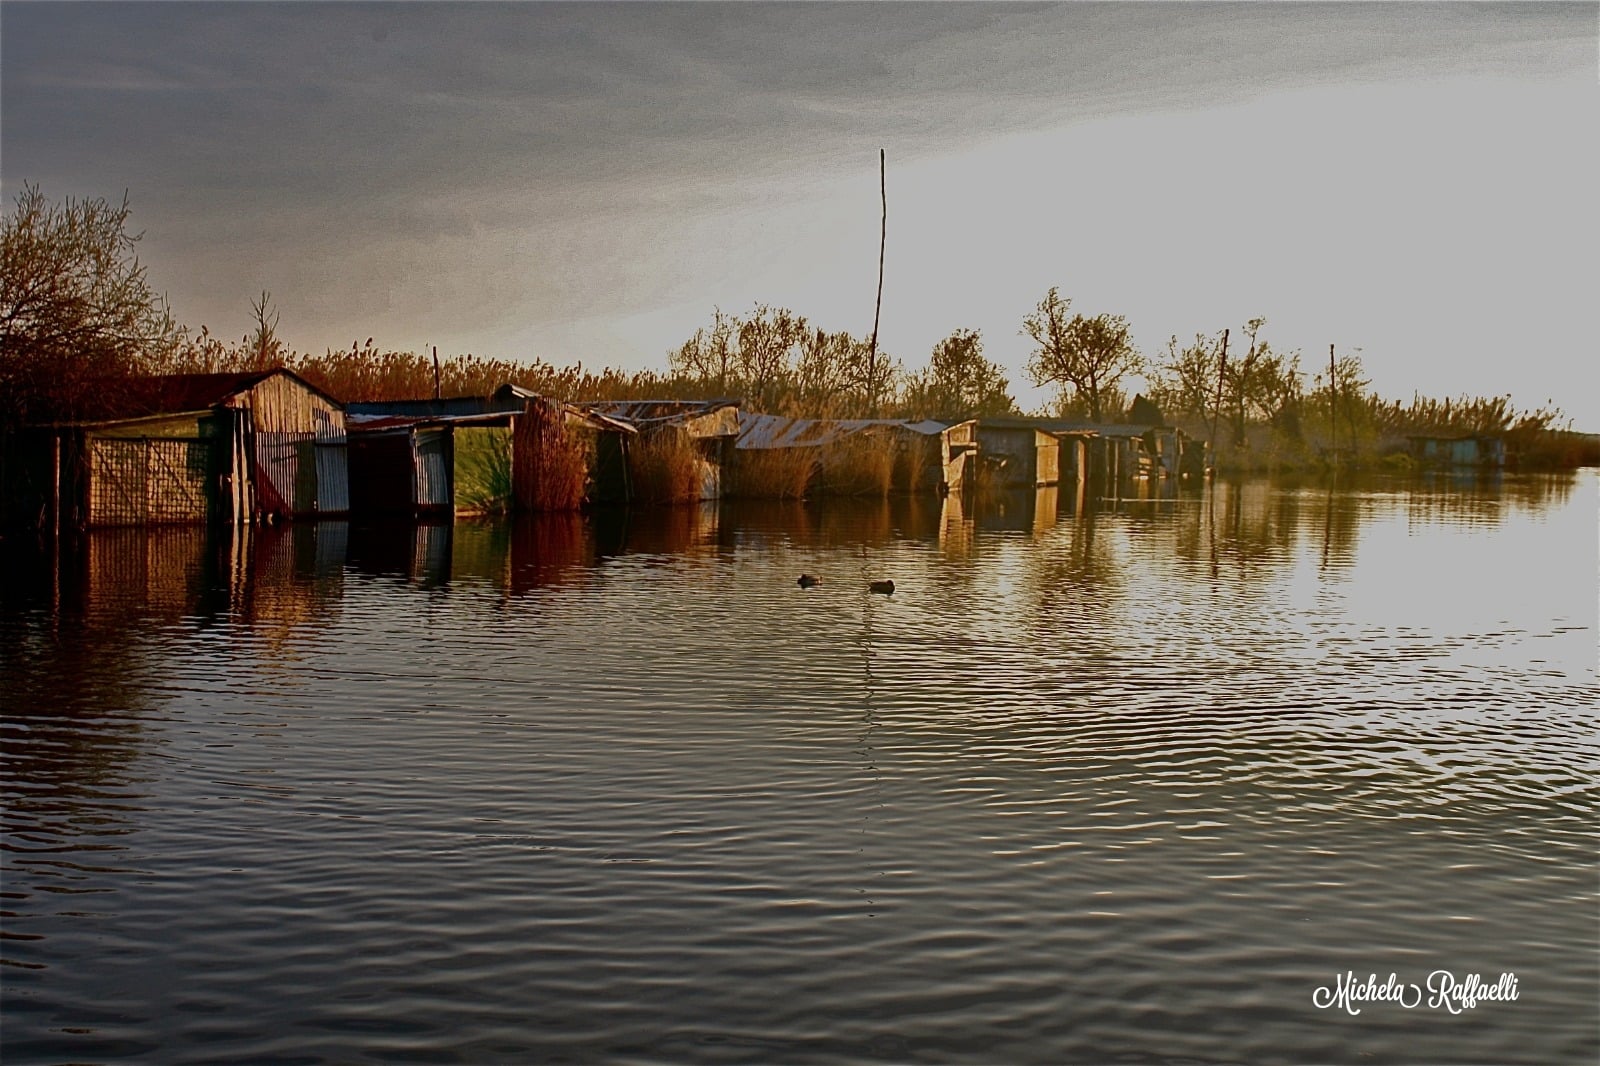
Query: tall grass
816,433,896,497
453,426,513,514
513,400,590,512
628,429,704,505
726,447,814,499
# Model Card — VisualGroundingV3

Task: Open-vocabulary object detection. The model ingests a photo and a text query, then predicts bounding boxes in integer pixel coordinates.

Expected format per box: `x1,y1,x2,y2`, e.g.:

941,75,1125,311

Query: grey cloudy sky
4,2,1596,424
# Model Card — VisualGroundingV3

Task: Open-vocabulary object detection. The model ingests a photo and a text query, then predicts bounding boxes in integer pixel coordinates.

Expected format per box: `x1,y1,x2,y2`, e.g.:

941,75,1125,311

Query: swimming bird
797,573,821,588
869,579,895,595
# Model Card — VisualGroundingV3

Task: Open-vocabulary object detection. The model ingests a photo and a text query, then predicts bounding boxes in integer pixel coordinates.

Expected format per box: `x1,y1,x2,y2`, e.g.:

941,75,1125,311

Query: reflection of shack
11,369,349,530
732,414,974,497
1407,434,1506,469
975,420,1061,487
346,387,634,514
577,399,742,501
979,485,1060,534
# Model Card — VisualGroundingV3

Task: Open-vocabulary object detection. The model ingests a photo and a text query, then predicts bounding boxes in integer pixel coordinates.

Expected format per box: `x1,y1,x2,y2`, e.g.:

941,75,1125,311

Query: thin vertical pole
1206,328,1229,473
432,345,442,402
868,149,886,414
1329,343,1337,460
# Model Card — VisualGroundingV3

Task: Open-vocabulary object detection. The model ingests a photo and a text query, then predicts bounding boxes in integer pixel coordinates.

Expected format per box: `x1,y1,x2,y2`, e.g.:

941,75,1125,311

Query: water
3,472,1596,1064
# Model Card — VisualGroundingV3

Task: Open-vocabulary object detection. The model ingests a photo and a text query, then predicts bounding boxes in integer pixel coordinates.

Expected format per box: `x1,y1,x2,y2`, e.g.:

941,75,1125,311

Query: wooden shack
578,399,742,500
733,414,973,497
975,420,1061,487
347,389,635,514
13,369,348,529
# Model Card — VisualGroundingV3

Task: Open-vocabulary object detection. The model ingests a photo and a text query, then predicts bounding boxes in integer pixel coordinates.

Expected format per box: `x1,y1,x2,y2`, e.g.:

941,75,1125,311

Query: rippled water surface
3,473,1597,1064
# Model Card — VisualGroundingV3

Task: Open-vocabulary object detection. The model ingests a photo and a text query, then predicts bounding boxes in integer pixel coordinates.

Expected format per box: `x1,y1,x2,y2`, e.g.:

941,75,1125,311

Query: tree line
2,184,1584,467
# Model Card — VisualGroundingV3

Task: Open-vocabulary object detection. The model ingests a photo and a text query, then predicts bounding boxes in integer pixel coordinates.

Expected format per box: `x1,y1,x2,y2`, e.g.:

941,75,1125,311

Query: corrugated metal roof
577,399,742,439
578,399,741,423
735,413,957,450
349,397,635,436
347,411,514,433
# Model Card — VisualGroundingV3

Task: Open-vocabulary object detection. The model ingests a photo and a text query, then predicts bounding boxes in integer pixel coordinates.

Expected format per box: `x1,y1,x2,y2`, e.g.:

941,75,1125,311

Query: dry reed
513,400,590,512
726,447,815,499
816,433,895,497
627,429,704,505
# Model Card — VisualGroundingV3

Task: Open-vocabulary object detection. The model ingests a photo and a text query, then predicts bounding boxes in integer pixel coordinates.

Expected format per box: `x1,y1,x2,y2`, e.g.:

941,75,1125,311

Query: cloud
3,2,1595,424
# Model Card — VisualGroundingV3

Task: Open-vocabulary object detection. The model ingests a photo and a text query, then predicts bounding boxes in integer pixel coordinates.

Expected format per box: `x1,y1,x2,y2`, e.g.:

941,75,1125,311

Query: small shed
1408,434,1506,469
578,399,742,500
1033,418,1204,485
16,369,348,529
975,419,1061,487
347,389,635,514
733,414,973,497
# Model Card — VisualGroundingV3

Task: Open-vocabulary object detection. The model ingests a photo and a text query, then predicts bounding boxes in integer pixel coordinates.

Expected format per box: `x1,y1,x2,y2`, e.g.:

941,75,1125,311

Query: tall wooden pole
868,149,886,414
432,345,442,401
1206,328,1229,473
1329,343,1337,459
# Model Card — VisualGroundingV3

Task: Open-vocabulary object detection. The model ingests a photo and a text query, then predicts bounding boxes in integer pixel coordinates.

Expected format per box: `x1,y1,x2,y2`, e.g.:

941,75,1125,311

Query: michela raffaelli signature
1313,971,1519,1016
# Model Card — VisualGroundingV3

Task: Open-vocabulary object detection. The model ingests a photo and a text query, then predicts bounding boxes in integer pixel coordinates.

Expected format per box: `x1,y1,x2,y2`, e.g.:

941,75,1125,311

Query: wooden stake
868,149,886,413
1329,343,1337,459
432,345,442,401
1206,328,1229,471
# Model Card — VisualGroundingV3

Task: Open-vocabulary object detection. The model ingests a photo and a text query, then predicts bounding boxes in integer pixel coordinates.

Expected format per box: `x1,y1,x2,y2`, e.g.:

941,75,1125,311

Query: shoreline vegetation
4,184,1596,499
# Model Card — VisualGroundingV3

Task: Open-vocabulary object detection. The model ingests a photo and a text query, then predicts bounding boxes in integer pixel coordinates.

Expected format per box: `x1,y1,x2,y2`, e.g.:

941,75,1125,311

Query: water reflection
2,470,1594,1065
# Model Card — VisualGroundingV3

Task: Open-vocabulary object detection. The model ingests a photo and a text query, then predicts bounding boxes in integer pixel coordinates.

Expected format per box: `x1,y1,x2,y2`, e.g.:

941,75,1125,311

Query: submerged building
7,369,349,529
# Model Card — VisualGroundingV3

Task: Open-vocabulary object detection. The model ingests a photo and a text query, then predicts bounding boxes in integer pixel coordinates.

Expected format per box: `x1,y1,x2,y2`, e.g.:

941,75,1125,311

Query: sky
4,2,1597,427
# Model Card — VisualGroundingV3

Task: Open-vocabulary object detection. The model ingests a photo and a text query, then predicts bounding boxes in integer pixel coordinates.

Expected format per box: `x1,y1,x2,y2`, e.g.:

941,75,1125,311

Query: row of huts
3,369,1204,529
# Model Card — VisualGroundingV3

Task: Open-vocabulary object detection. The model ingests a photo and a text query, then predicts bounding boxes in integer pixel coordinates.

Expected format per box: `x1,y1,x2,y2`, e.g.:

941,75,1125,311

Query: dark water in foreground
2,473,1596,1065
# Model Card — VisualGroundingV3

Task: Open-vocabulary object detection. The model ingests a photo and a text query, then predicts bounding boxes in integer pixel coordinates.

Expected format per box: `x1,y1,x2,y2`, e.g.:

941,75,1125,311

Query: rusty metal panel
414,429,451,509
251,430,300,516
316,442,350,514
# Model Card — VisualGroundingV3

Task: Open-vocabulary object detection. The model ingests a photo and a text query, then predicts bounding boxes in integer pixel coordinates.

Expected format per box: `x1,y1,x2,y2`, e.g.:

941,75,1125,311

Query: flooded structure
8,369,349,529
1408,433,1506,469
975,420,1062,487
578,399,742,500
733,414,975,497
976,416,1205,489
347,388,635,514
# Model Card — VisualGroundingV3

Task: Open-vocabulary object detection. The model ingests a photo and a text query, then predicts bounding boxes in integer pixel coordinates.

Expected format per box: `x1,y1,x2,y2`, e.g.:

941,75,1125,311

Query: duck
869,579,895,595
797,573,822,588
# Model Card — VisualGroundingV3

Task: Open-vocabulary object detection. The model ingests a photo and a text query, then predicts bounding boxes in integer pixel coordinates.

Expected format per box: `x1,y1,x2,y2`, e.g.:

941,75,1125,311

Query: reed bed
816,433,896,497
726,446,815,499
627,429,704,505
513,400,590,512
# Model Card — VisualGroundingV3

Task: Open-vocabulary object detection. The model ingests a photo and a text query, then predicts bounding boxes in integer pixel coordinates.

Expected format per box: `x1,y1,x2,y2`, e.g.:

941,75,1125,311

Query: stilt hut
975,419,1061,487
12,369,348,529
577,399,742,501
347,389,634,514
732,415,974,498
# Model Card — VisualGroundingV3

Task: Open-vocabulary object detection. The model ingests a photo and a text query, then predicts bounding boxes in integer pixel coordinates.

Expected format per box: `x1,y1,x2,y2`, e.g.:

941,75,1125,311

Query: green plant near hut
453,425,513,514
628,429,703,505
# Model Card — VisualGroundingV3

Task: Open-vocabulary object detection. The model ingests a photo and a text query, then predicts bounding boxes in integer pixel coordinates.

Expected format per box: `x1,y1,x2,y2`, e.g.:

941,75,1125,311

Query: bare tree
907,328,1015,419
1022,287,1141,422
735,304,809,406
1,183,181,425
247,290,284,369
667,307,737,392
